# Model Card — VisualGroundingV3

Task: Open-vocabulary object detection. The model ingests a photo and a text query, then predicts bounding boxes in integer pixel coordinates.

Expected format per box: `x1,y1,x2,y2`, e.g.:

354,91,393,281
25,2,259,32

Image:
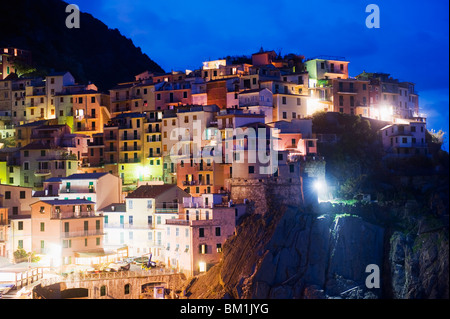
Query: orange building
30,199,104,269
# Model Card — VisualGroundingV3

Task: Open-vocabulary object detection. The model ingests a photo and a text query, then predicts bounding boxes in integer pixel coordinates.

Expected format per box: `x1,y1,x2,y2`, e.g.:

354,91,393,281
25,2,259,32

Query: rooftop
36,199,95,206
126,184,178,199
98,203,126,213
61,172,109,180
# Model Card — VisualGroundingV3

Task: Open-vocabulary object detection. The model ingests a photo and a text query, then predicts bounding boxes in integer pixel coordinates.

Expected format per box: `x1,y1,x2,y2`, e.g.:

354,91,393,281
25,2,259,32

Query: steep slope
0,0,164,90
185,201,448,299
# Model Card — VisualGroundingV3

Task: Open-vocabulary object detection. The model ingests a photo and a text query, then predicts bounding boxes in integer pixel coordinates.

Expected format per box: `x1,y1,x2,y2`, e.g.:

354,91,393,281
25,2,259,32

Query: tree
13,248,40,263
12,60,37,78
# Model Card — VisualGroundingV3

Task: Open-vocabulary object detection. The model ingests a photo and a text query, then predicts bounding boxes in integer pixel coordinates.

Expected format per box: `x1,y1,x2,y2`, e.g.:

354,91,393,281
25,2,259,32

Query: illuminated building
165,193,237,275
123,184,190,260
0,47,32,81
30,199,104,270
102,111,163,184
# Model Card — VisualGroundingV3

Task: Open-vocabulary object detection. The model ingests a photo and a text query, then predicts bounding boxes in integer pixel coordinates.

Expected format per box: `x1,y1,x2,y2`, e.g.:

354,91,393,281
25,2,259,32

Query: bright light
314,180,326,191
136,165,150,179
40,243,62,268
314,179,328,202
379,104,393,121
199,262,206,273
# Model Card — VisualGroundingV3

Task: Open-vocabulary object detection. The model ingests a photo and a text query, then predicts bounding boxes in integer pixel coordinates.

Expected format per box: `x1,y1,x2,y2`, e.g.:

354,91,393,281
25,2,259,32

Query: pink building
380,121,428,157
165,194,236,275
30,199,104,269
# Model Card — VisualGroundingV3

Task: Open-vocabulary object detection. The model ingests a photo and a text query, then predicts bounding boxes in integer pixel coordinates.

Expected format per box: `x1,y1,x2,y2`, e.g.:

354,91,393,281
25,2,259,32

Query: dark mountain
0,0,164,91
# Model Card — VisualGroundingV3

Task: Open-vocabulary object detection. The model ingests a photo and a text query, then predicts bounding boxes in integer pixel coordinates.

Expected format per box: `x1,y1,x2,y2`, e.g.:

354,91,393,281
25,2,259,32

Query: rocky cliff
184,200,448,299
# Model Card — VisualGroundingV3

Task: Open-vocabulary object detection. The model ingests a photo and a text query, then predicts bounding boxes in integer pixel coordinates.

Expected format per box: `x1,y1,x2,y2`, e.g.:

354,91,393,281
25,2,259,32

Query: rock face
390,230,449,299
185,202,448,299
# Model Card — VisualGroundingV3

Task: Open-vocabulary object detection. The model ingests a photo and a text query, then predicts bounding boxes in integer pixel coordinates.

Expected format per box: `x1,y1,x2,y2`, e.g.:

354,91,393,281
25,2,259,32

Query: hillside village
0,46,436,289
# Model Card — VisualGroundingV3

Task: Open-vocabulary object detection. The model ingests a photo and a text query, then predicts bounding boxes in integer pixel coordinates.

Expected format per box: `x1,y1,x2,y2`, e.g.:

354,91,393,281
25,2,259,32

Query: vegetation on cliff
0,0,164,91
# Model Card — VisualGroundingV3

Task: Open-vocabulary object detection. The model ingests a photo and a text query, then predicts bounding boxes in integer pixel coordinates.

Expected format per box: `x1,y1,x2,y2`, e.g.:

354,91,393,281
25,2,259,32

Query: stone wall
227,177,303,214
35,272,186,299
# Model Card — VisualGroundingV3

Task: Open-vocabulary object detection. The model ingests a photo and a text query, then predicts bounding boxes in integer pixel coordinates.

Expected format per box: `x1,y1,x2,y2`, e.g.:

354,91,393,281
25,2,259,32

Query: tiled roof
98,203,126,213
126,184,177,199
37,199,95,206
61,173,109,180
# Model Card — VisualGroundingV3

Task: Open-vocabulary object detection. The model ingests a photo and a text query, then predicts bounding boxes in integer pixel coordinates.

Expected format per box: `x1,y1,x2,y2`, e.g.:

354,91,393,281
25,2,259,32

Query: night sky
71,0,449,150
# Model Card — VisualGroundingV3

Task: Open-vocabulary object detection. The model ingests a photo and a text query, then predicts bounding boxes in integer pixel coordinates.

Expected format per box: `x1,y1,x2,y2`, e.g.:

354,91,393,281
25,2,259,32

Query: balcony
148,152,162,158
61,229,104,238
34,169,51,177
111,95,141,103
121,146,141,152
104,223,153,230
120,158,141,164
337,88,358,94
155,203,179,213
166,219,189,226
121,135,141,141
51,210,98,219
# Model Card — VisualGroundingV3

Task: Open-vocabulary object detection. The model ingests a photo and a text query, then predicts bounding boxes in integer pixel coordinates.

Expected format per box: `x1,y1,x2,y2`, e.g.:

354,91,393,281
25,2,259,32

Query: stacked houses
0,47,429,276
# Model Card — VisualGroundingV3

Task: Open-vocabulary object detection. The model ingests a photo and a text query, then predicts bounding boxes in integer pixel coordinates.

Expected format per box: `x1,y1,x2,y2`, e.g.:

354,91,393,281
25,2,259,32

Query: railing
51,211,98,219
337,88,358,94
122,135,140,141
155,208,178,213
34,169,51,176
119,158,141,164
166,219,189,226
61,229,104,238
121,147,141,152
50,269,176,285
104,223,153,229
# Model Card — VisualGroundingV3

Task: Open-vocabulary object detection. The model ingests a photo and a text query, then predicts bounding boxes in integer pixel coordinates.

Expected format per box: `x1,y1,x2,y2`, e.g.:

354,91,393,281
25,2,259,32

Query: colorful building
165,193,236,275
30,199,104,269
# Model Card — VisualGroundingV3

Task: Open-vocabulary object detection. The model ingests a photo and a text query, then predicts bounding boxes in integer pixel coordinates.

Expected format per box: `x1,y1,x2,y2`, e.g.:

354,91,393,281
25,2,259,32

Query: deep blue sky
71,0,449,150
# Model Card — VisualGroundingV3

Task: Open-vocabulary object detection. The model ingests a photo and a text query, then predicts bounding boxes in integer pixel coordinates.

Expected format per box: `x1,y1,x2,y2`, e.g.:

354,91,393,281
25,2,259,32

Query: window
100,286,106,297
282,96,287,104
215,227,221,236
199,244,207,254
339,96,344,106
199,228,205,237
20,191,26,199
128,200,133,209
5,191,11,199
217,243,222,253
18,221,23,230
124,284,130,295
282,112,287,119
248,166,255,174
40,222,45,232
